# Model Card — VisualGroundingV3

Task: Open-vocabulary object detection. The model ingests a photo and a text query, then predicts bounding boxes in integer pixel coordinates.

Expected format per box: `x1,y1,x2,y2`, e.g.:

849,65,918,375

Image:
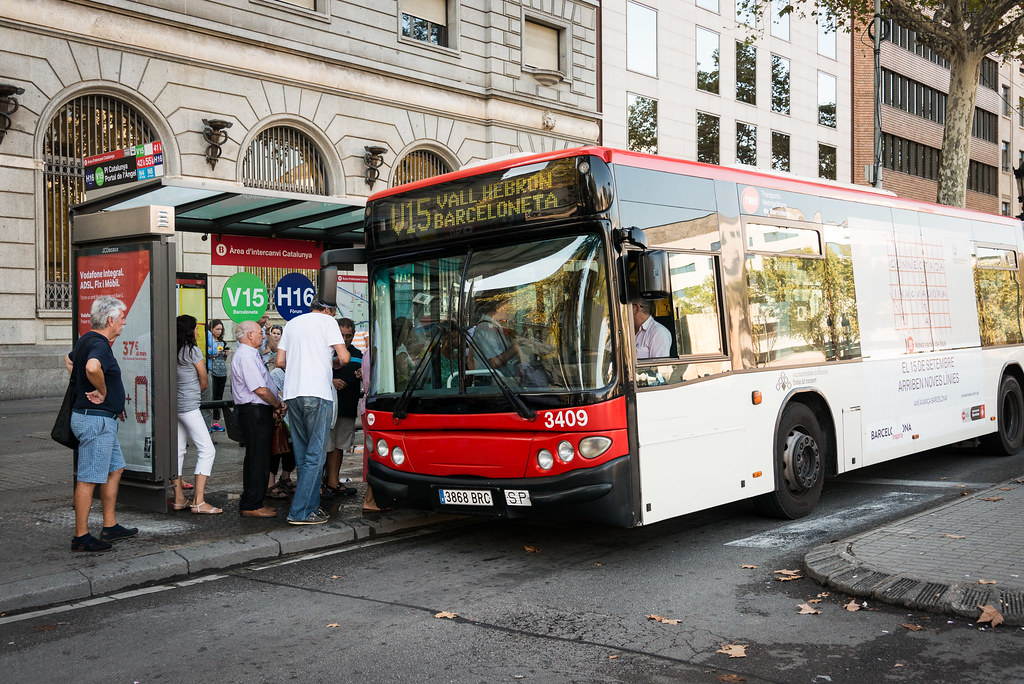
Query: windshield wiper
464,329,536,422
392,322,447,422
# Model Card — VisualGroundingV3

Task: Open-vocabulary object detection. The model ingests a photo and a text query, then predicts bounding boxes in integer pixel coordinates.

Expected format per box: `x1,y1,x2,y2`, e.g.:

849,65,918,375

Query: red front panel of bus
364,396,628,479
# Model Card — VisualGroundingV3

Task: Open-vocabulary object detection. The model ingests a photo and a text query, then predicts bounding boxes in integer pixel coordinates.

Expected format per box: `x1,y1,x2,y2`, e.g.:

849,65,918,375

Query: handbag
51,343,86,449
271,420,291,455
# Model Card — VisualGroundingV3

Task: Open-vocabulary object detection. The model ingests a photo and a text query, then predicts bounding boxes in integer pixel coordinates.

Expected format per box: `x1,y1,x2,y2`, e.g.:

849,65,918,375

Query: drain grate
912,582,950,608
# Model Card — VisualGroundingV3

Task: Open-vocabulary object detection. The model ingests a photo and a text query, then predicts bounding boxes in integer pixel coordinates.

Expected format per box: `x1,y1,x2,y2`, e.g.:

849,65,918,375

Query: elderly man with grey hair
631,298,672,360
65,295,138,552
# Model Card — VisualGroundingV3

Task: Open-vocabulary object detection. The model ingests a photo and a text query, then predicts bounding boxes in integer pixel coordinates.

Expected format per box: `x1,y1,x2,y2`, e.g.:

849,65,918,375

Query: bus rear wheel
755,403,825,519
982,375,1024,456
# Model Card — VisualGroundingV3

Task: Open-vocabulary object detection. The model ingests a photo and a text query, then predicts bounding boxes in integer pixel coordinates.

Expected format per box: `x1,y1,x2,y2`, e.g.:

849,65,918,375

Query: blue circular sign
274,272,315,321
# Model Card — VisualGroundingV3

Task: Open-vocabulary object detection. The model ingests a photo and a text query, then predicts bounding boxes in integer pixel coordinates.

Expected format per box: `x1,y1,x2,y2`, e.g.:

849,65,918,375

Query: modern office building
0,0,600,398
851,16,1024,216
601,0,851,183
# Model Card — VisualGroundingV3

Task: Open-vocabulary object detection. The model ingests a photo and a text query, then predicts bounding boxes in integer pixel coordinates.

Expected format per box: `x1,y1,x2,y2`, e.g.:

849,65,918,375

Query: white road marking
724,491,941,549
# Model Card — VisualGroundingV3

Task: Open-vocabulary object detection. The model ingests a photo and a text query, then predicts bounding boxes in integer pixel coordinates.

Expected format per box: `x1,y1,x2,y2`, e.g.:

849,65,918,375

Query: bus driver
632,299,671,360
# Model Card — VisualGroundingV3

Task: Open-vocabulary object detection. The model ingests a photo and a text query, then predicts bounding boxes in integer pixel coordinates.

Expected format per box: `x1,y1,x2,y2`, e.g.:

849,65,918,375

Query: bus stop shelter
70,177,366,511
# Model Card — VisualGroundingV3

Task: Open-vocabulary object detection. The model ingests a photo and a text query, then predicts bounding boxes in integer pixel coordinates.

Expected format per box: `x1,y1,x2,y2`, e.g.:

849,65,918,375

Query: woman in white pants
174,315,221,514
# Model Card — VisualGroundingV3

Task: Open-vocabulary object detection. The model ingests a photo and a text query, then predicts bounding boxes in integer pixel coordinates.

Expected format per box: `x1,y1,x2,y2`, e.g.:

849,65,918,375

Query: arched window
240,126,329,306
42,95,156,309
392,148,452,187
241,126,328,194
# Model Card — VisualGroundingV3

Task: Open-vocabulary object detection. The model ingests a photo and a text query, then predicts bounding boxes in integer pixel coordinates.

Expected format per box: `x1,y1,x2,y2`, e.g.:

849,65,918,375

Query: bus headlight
537,449,554,471
376,438,389,458
391,446,405,465
556,440,575,463
578,436,612,459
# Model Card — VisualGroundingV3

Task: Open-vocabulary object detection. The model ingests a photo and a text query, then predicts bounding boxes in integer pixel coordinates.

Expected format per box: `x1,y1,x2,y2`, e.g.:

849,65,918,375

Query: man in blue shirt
66,295,138,552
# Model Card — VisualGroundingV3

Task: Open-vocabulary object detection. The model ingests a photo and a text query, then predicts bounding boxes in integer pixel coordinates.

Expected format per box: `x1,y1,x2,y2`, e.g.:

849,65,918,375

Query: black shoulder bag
51,342,86,449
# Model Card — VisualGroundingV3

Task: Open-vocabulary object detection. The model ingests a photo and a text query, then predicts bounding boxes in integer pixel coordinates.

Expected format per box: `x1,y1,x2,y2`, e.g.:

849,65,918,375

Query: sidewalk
0,398,456,615
805,476,1024,625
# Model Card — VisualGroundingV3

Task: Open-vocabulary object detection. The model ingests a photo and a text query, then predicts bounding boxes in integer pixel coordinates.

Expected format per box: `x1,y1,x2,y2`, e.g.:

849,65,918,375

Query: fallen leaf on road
807,598,822,604
999,487,1012,491
36,624,56,632
776,574,803,582
717,643,747,658
979,496,1003,502
817,592,830,598
900,623,923,631
716,675,746,682
959,490,972,496
797,603,821,614
330,575,341,579
740,564,759,569
774,568,801,576
608,655,618,660
940,534,966,539
434,611,459,619
524,546,541,553
977,604,1004,627
978,580,996,585
894,663,904,668
646,614,680,625
954,483,967,487
326,623,340,628
844,600,861,612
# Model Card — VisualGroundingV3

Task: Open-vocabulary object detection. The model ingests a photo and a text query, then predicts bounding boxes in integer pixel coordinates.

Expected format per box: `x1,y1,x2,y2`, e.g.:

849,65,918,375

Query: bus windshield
371,233,613,398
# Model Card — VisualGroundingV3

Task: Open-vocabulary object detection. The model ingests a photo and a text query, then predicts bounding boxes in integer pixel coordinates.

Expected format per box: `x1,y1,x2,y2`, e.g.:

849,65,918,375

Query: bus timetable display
369,157,582,248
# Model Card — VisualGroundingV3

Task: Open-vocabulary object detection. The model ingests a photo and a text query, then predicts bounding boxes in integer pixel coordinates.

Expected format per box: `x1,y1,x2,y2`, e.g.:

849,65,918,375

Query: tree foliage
627,95,658,155
738,1,1024,207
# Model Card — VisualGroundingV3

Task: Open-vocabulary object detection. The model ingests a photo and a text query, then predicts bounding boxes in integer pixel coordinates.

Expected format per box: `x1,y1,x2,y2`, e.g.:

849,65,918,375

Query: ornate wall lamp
0,84,25,145
364,145,387,187
202,118,233,169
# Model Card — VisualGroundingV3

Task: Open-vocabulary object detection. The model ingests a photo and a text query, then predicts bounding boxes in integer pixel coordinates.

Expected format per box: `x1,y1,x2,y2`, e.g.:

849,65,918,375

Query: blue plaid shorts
71,413,126,483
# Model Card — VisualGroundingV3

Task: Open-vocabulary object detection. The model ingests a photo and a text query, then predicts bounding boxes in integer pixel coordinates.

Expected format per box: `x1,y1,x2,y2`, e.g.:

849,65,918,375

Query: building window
42,94,156,310
818,144,837,180
736,42,756,105
277,0,315,8
885,19,949,68
627,93,658,154
771,55,790,114
818,9,836,59
980,58,998,90
736,122,757,166
1019,97,1024,127
696,27,720,94
626,2,657,76
393,148,452,187
968,160,997,195
770,0,790,40
771,131,790,172
1002,86,1012,116
1002,141,1011,171
696,0,718,11
242,126,328,194
697,112,720,164
818,72,837,127
1002,202,1011,216
524,20,561,73
972,109,996,143
401,0,447,47
735,1,755,27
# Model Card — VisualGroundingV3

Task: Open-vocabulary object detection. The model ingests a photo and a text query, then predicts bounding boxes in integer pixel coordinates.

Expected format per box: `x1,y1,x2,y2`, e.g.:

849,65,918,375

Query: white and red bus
332,146,1024,527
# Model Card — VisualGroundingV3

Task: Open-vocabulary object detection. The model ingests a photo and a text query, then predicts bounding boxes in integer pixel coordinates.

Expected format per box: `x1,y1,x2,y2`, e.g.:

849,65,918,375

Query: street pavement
1,397,1022,626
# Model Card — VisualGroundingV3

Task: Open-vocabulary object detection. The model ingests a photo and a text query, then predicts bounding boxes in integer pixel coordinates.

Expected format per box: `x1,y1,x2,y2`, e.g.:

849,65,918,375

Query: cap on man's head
313,299,336,312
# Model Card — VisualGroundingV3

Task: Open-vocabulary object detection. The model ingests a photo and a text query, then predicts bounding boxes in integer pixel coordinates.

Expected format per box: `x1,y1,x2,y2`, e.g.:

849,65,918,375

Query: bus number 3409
542,409,589,429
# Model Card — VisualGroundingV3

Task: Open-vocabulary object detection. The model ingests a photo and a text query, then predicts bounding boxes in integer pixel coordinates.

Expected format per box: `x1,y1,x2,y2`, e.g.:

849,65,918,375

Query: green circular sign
95,167,105,187
222,272,268,323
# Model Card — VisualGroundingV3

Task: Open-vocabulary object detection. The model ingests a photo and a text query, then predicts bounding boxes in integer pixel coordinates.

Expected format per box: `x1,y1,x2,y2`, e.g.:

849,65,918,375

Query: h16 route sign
274,273,315,321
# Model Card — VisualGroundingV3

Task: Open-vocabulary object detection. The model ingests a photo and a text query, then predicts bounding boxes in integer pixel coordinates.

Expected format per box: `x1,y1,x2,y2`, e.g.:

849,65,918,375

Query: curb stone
78,551,189,596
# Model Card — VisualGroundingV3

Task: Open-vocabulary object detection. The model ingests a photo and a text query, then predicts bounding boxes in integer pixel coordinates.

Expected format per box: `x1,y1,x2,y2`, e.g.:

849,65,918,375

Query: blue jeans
285,396,333,521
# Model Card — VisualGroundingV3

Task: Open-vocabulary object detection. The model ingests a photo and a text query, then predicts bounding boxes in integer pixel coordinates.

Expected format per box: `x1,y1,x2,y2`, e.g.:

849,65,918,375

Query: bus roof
370,146,1021,229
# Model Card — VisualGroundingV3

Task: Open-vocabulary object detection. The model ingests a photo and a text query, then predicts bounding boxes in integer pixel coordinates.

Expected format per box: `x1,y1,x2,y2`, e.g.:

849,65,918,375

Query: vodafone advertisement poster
76,243,155,474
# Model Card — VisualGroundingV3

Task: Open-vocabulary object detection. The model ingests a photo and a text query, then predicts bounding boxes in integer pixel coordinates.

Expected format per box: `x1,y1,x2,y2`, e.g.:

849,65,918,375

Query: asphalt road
2,445,1022,683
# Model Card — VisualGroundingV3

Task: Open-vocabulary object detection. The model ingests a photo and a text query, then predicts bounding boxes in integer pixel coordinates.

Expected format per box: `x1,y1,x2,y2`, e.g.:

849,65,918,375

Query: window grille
240,126,328,301
392,149,452,187
241,126,328,195
42,95,156,309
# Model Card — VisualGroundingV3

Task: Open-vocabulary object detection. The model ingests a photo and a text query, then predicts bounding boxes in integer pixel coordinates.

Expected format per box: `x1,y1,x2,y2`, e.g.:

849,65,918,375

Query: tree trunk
936,51,983,207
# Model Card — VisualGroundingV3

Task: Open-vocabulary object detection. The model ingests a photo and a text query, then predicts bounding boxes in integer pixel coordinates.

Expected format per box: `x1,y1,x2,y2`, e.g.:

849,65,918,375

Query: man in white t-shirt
276,300,350,525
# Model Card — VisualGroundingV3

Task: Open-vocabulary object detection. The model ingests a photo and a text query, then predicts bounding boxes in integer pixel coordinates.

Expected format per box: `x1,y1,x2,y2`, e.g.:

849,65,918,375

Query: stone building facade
0,0,600,399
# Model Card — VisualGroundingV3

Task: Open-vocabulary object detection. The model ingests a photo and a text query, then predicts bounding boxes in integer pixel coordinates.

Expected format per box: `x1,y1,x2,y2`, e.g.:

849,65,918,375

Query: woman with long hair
174,315,222,514
206,318,229,431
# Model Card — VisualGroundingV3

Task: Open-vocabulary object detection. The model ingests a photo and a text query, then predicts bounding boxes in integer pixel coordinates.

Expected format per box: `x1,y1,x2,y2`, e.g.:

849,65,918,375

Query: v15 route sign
222,272,268,323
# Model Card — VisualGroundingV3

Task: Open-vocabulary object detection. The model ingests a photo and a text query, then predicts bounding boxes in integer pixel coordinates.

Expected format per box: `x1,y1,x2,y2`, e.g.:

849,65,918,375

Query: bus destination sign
369,157,581,248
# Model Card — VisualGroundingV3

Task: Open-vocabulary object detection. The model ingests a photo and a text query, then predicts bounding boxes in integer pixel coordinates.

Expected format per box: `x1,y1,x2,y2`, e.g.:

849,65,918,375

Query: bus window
974,246,1023,347
669,253,723,356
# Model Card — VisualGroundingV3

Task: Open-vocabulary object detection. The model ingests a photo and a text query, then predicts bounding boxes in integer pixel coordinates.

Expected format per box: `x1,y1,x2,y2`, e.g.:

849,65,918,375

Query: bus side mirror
637,250,670,300
318,247,367,308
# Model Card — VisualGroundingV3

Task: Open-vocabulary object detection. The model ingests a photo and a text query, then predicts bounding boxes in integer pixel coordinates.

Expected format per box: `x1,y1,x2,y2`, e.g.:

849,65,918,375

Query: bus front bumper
367,455,636,527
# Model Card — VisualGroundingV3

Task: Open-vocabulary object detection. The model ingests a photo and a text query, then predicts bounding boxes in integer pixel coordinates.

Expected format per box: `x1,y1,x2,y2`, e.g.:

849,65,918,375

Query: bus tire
754,403,825,519
981,375,1024,456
